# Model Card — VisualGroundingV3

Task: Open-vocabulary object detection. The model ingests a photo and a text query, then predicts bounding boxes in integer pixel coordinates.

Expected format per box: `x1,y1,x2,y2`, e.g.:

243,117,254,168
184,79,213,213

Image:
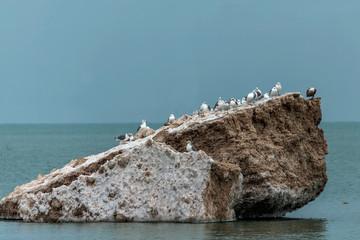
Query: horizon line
0,121,359,125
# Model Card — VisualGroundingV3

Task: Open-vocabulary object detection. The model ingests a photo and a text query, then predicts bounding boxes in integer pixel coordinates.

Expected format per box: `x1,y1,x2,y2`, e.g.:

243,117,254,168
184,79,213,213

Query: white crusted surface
15,140,239,222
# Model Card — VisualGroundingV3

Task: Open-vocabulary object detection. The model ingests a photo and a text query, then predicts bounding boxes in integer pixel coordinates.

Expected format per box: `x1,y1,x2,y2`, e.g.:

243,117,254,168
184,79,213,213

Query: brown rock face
154,93,328,218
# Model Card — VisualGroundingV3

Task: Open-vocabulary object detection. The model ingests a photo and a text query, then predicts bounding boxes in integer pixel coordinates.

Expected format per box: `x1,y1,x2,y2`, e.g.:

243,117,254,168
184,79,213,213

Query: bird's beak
146,121,148,122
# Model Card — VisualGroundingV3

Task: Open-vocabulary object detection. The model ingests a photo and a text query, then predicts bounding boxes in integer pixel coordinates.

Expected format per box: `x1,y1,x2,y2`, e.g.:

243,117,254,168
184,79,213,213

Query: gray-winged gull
115,133,133,142
214,97,225,111
186,140,197,152
136,119,148,132
275,82,282,95
306,87,317,99
164,114,175,126
269,87,278,97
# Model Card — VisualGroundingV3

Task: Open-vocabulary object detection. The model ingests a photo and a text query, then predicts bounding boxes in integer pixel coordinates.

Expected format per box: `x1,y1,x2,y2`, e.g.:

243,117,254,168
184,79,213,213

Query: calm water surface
0,123,359,239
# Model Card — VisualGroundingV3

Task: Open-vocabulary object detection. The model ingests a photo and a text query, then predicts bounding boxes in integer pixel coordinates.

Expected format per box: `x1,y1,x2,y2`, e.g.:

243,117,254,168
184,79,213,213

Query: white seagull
241,97,246,105
214,97,225,111
246,92,256,103
269,87,278,97
253,87,262,100
229,98,238,108
275,82,282,95
199,101,211,114
186,140,197,152
223,102,230,111
192,110,199,116
136,120,148,132
164,114,175,126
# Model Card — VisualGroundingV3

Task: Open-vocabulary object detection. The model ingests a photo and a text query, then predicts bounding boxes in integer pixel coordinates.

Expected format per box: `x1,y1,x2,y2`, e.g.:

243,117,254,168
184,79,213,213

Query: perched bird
229,98,238,108
199,101,211,114
236,99,242,106
306,87,317,99
164,114,175,126
264,93,270,99
115,133,133,142
186,140,197,152
241,97,246,105
269,87,278,97
136,120,148,132
192,110,199,116
253,87,262,100
115,133,128,141
214,97,225,111
246,92,256,103
275,82,282,95
128,133,134,141
223,102,230,111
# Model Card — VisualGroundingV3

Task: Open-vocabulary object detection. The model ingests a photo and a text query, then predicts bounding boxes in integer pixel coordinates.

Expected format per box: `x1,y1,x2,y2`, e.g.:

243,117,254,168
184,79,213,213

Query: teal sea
0,123,359,240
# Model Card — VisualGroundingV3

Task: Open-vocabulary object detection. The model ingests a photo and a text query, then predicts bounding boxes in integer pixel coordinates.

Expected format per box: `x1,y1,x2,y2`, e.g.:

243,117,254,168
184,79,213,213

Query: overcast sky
1,0,359,123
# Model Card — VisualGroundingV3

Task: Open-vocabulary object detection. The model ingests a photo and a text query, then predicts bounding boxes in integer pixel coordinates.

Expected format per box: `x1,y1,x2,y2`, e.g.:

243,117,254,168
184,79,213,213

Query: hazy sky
1,0,359,123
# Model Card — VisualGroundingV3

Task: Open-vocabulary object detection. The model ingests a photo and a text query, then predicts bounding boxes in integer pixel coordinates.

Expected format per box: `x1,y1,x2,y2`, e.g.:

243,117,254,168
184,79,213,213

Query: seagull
128,134,134,141
115,133,128,141
115,133,133,142
186,140,197,152
264,93,270,99
269,87,278,97
236,99,241,105
199,101,211,114
246,92,256,103
164,114,175,126
192,110,199,116
229,98,238,108
275,82,282,95
241,97,246,105
253,87,262,100
136,120,148,132
214,97,225,111
306,87,317,99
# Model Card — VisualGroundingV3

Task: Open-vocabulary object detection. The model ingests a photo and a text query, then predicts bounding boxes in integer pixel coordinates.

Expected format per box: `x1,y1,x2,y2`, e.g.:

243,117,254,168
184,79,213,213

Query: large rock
0,93,327,222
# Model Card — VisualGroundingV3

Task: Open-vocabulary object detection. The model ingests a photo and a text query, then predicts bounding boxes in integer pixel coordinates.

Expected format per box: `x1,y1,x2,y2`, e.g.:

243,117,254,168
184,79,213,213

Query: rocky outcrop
0,93,328,222
154,93,328,218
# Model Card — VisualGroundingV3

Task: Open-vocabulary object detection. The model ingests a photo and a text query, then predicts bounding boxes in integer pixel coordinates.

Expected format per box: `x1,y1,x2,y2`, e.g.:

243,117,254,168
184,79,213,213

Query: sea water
0,123,359,240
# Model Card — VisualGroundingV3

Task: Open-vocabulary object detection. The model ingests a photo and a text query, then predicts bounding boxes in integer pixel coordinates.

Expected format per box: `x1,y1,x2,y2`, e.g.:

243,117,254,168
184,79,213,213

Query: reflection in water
202,218,327,240
1,218,327,240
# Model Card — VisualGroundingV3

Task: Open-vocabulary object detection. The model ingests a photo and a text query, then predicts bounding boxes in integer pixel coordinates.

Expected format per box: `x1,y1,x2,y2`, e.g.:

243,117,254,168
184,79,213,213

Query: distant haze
1,0,359,123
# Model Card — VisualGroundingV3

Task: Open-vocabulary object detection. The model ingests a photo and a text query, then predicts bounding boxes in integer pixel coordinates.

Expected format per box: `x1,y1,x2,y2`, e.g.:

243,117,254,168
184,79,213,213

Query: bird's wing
116,134,126,140
192,145,197,151
136,126,140,132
